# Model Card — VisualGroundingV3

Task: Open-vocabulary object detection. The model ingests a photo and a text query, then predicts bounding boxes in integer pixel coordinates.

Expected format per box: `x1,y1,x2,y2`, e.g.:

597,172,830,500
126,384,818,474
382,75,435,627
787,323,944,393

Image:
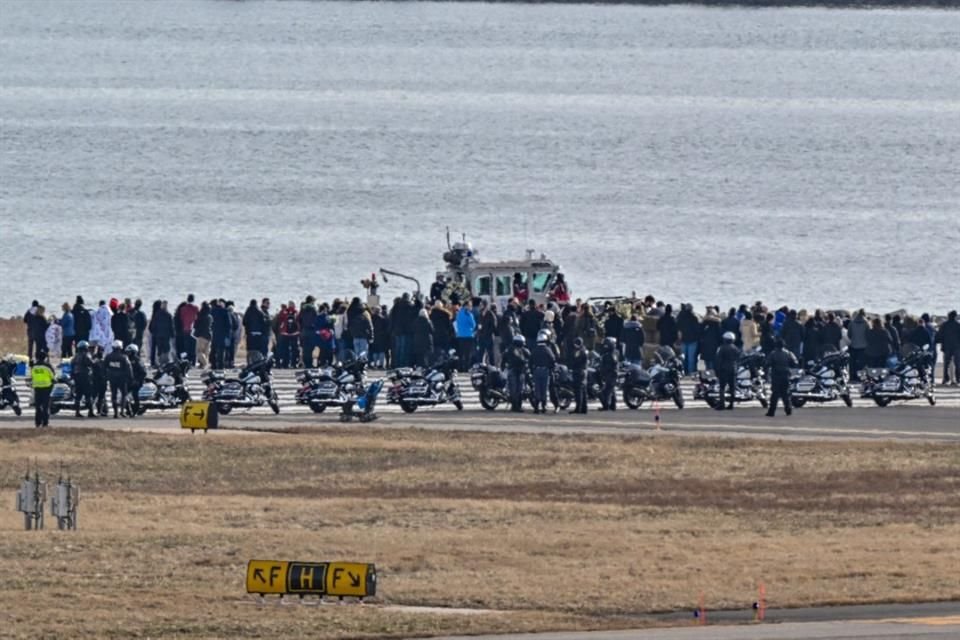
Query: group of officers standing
29,338,146,427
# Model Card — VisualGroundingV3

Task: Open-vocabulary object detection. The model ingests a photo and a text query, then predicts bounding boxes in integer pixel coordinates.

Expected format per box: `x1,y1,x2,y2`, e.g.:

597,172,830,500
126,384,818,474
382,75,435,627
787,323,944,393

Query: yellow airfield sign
246,560,376,598
180,401,218,431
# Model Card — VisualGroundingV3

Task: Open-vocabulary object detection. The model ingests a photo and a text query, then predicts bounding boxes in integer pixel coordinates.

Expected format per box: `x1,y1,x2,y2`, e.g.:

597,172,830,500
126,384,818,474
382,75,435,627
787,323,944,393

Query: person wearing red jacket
277,302,300,368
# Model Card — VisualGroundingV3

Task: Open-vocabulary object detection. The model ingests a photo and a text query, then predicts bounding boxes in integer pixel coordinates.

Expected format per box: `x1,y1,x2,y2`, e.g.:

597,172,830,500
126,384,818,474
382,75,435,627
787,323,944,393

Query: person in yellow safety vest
31,354,56,428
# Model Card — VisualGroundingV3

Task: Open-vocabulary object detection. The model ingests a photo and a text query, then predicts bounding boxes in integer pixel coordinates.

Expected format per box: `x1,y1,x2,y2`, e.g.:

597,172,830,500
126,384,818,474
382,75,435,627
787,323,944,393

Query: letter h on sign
287,562,327,595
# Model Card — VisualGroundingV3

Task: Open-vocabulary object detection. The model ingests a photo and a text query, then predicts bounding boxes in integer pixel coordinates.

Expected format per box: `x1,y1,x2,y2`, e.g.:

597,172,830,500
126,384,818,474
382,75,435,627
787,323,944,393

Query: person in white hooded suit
90,300,115,354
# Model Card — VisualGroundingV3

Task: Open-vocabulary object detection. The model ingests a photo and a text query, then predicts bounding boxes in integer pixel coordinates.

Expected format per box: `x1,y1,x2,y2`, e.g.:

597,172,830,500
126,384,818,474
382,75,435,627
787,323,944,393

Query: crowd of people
19,291,960,393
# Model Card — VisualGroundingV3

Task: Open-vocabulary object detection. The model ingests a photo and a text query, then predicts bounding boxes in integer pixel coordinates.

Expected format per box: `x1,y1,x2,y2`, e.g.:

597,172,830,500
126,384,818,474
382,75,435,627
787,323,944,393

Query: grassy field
1,427,959,639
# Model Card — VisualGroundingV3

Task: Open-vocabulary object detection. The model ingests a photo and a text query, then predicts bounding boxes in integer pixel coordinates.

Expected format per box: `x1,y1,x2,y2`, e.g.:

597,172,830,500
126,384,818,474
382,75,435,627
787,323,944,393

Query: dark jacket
372,313,390,351
657,313,678,347
676,308,700,344
299,305,318,342
112,311,134,344
520,308,544,345
781,318,804,354
243,305,269,336
721,315,742,347
531,343,557,369
128,354,146,387
502,345,530,372
104,349,133,384
603,311,624,342
430,307,453,349
149,309,175,340
766,348,798,383
821,321,842,352
865,327,892,359
348,309,374,342
621,319,645,362
479,308,498,340
802,320,822,361
413,315,434,357
74,304,92,341
699,318,722,361
132,309,148,344
936,318,960,352
212,306,231,341
193,309,212,340
715,343,741,375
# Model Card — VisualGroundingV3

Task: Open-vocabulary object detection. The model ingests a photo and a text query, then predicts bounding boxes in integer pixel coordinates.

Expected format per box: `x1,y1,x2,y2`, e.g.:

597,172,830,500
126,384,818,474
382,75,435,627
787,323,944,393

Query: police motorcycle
135,353,192,414
694,349,769,409
470,362,536,410
859,345,935,407
788,348,853,408
622,345,685,409
48,365,78,415
0,357,23,416
551,352,608,410
386,349,463,413
201,353,280,415
295,352,368,414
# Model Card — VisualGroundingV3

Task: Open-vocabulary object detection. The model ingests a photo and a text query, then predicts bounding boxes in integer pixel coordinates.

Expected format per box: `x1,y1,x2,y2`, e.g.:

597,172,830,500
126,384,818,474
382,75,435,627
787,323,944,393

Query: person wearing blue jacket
60,302,76,358
454,301,477,372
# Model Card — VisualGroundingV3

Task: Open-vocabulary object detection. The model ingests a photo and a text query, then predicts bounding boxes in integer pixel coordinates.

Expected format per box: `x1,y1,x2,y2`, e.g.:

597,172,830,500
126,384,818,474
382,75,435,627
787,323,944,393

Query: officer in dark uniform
569,337,589,414
598,337,619,411
92,348,108,416
71,340,96,417
531,330,557,414
502,335,530,412
765,337,798,417
715,332,741,410
104,340,133,419
126,344,146,417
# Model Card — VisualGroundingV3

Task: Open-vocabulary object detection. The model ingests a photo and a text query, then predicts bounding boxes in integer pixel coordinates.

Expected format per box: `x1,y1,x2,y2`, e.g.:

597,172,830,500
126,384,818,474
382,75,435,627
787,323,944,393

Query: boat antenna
446,226,451,250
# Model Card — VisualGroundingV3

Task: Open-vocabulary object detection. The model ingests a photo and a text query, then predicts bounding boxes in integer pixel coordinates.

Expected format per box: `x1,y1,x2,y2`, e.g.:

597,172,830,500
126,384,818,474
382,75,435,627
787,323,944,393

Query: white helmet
125,344,139,355
536,330,550,344
722,332,735,342
112,339,124,349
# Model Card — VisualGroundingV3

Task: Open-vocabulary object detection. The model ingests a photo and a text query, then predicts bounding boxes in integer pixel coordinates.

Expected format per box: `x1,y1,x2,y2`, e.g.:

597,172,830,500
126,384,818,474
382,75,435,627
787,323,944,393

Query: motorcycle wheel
928,394,936,406
453,400,464,411
704,397,719,410
872,397,891,408
13,405,22,417
400,401,418,414
557,394,572,411
479,393,500,411
759,396,769,409
309,404,326,414
791,397,806,409
217,404,233,415
623,388,644,410
269,400,280,414
673,389,685,410
50,405,60,415
138,406,147,416
842,394,853,408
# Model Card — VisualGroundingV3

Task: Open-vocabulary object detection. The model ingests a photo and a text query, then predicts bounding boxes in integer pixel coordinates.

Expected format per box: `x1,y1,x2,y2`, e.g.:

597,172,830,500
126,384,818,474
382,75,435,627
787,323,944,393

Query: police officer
126,344,146,417
71,340,96,418
531,330,556,414
569,337,589,414
502,335,530,412
104,339,133,419
30,354,56,428
715,332,740,411
91,347,109,416
765,337,798,417
598,337,619,411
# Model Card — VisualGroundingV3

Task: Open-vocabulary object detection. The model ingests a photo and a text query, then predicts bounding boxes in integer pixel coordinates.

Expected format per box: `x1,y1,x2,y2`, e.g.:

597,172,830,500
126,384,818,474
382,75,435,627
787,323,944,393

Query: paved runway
1,370,956,441
428,602,960,640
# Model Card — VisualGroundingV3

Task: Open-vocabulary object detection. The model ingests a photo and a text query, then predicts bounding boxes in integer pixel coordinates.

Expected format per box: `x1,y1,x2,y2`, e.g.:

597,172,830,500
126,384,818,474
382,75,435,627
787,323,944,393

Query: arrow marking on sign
193,410,205,420
349,571,361,588
253,568,265,583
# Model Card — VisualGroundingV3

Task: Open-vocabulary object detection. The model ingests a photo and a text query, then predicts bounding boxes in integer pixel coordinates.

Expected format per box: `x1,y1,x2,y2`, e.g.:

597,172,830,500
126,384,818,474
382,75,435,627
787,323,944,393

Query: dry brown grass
1,427,959,639
0,317,26,357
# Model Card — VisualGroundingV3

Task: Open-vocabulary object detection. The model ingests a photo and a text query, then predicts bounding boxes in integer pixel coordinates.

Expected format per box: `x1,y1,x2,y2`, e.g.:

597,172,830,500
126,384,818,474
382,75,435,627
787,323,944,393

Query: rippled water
1,1,958,315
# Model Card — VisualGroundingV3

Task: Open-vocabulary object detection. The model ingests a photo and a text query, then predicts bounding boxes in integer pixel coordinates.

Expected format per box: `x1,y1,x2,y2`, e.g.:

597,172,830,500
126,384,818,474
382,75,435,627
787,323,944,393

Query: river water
1,1,958,316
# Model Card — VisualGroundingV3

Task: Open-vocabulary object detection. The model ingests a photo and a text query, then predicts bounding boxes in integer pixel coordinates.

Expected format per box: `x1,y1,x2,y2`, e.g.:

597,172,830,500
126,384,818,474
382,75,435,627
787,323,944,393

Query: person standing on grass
149,300,175,365
73,296,92,344
23,300,39,363
454,300,477,372
193,301,213,369
765,338,798,417
30,353,56,428
44,315,62,365
131,299,147,353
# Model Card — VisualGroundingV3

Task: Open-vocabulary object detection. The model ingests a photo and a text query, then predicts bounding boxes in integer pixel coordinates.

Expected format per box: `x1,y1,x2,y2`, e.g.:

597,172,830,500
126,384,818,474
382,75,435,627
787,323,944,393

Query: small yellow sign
326,562,375,598
246,560,289,595
245,560,376,598
180,401,217,431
